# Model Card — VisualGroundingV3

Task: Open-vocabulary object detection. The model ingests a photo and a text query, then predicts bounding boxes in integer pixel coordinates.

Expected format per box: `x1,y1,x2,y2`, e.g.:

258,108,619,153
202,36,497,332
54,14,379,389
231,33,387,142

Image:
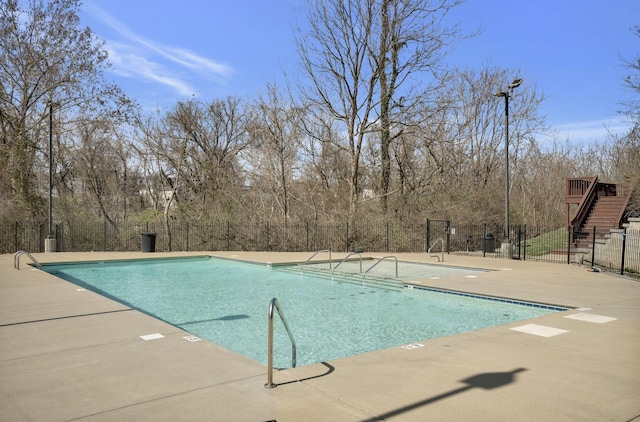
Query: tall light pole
45,101,56,253
494,78,523,252
48,102,53,238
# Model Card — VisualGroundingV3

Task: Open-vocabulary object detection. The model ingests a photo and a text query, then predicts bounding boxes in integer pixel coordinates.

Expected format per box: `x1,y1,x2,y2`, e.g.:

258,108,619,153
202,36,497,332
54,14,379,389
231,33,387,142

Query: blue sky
79,0,639,145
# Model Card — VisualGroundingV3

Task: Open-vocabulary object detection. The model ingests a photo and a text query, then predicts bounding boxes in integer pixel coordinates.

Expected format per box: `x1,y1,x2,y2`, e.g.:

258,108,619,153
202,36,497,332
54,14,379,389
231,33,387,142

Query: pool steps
278,265,404,291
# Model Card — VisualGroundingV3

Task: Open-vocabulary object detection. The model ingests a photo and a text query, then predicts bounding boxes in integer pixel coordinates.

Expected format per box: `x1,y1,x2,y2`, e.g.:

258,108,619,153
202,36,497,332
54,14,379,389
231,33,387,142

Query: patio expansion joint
0,308,134,327
63,372,269,422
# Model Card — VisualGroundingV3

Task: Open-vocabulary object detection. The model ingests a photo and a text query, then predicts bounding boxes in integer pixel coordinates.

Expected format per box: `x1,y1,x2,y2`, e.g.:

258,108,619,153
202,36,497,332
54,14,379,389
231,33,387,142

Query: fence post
39,223,44,252
266,222,270,251
620,227,627,276
426,219,431,252
345,222,349,252
186,221,190,252
58,222,63,252
14,221,18,252
306,222,309,252
103,220,107,252
591,226,596,267
482,223,487,257
386,222,390,252
227,222,230,251
567,226,571,265
446,220,451,254
523,225,527,261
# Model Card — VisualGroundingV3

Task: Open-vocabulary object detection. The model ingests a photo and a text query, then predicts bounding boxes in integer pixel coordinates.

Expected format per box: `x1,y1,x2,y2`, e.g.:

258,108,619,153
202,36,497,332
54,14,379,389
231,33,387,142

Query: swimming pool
44,257,563,368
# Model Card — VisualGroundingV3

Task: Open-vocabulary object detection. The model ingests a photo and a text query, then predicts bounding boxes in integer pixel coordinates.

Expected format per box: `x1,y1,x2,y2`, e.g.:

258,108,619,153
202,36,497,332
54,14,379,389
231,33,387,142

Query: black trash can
141,233,156,252
483,234,495,253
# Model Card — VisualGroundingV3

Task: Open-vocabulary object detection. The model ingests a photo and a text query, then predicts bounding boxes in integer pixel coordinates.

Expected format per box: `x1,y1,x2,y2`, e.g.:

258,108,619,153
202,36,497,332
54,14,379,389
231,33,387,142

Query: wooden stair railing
567,176,598,231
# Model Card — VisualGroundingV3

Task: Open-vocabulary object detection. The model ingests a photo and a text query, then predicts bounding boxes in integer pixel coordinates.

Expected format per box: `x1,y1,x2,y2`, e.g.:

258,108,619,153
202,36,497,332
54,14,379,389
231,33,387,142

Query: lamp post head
495,78,524,97
508,78,524,89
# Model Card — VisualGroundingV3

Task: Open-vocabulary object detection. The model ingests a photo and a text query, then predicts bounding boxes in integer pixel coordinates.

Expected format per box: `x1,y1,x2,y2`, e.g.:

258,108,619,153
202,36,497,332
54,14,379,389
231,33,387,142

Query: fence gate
512,225,525,260
426,219,450,253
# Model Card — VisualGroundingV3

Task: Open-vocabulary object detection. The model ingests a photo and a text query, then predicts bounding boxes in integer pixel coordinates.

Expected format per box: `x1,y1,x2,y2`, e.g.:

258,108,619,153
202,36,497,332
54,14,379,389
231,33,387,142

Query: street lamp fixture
494,78,523,255
508,78,524,90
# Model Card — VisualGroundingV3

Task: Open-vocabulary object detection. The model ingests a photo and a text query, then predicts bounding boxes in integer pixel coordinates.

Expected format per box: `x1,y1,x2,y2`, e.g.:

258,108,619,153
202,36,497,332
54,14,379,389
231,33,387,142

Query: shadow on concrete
276,362,336,387
361,368,527,421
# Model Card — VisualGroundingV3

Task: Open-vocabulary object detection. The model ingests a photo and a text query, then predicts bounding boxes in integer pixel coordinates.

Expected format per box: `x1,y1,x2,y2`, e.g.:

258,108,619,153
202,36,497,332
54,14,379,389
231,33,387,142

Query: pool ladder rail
14,250,42,270
299,249,332,272
428,238,445,262
332,251,363,275
362,255,398,280
265,298,297,388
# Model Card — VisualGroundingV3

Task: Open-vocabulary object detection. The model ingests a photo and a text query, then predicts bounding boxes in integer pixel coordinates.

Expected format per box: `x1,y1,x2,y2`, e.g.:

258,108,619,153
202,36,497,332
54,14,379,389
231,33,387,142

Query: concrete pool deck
1,251,638,421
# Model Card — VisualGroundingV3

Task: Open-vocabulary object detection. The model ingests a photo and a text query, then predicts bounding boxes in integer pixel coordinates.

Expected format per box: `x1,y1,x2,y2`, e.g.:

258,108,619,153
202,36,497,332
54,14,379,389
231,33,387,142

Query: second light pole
494,78,523,256
45,101,57,253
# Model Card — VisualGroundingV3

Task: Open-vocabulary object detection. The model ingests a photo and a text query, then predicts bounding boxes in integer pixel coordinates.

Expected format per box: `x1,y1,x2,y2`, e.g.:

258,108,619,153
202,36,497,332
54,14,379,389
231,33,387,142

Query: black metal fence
2,219,638,277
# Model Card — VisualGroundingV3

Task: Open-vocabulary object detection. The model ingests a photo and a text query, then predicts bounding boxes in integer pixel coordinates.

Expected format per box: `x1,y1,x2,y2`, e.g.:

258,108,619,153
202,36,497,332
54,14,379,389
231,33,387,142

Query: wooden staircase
574,196,628,248
566,176,632,250
581,196,628,233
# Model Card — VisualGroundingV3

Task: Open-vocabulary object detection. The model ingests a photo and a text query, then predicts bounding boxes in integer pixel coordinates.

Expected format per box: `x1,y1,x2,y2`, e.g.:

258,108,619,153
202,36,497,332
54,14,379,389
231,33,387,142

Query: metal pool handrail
428,237,445,262
265,298,297,388
362,255,398,280
300,249,332,271
332,251,363,275
14,250,42,270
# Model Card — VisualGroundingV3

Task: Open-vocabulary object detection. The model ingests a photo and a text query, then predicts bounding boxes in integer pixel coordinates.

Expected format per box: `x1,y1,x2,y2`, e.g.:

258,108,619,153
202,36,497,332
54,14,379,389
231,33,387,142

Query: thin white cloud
170,47,233,79
85,2,233,95
555,118,633,142
538,117,634,146
105,43,195,96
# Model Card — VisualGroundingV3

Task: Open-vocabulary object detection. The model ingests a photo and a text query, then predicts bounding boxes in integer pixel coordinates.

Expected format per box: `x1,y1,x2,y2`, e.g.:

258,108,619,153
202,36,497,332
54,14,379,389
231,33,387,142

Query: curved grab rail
362,256,398,280
265,298,297,388
428,238,445,262
14,250,42,270
332,252,363,275
300,249,332,271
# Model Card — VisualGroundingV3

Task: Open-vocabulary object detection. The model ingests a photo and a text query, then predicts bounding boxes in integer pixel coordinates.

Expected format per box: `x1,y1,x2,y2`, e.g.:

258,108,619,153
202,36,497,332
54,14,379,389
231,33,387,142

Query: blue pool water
45,257,562,368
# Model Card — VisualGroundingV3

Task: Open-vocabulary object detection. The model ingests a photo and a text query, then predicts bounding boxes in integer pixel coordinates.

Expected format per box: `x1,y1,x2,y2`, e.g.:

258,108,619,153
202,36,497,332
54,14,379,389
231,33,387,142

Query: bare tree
296,106,352,222
622,26,640,118
136,97,249,228
297,0,379,227
392,66,547,224
375,0,463,212
72,118,137,229
0,0,135,221
297,0,465,221
135,109,189,251
617,25,640,216
246,84,303,227
517,141,581,227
